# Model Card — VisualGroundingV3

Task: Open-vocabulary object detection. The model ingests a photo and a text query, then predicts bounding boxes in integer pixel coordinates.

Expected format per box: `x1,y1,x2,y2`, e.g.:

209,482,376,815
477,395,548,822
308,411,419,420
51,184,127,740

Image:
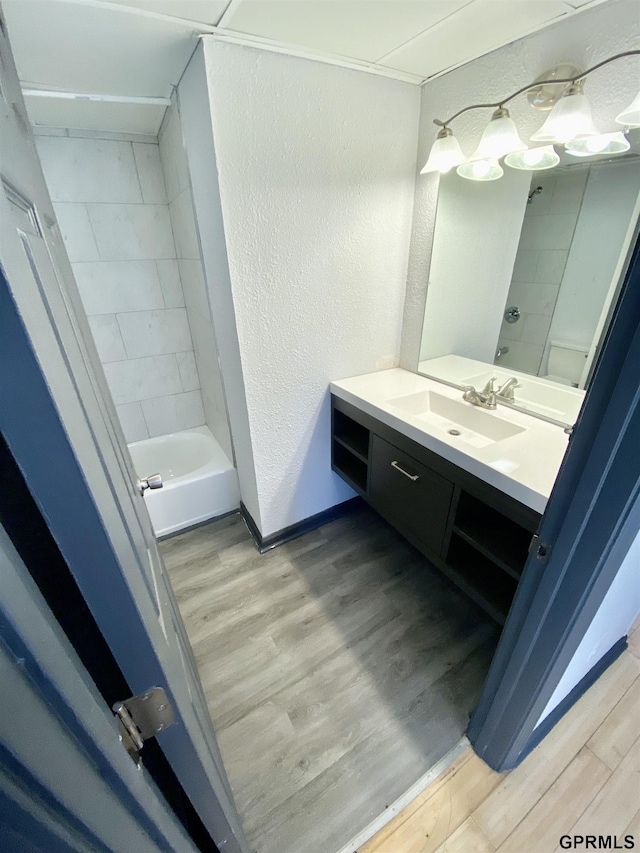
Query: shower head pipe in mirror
432,50,640,130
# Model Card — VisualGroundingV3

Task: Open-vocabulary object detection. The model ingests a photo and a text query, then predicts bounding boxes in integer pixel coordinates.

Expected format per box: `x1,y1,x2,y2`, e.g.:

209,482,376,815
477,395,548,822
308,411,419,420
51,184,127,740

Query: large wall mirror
416,136,640,428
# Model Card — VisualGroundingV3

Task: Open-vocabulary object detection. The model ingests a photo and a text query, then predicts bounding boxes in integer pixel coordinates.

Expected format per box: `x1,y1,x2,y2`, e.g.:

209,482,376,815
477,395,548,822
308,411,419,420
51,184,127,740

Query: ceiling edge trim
198,31,425,86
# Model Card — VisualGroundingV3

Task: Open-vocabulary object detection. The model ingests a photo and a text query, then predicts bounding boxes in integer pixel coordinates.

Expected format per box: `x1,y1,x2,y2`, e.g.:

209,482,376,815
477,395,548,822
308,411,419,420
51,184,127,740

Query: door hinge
113,687,176,763
529,534,552,564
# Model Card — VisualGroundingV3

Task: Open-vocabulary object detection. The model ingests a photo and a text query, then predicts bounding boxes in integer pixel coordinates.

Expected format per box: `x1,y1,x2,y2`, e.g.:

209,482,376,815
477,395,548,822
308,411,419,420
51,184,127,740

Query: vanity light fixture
421,50,640,176
469,107,527,160
616,91,640,128
457,158,504,181
530,80,600,144
504,145,560,171
565,131,631,157
420,126,465,174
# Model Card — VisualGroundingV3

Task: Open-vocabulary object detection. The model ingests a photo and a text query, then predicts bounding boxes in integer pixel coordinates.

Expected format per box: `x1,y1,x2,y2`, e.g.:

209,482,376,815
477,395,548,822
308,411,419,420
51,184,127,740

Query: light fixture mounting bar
433,50,640,129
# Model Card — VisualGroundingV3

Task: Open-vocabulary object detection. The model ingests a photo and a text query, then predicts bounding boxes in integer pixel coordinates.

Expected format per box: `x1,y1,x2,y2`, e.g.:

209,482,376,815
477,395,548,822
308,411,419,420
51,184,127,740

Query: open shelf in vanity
331,395,541,625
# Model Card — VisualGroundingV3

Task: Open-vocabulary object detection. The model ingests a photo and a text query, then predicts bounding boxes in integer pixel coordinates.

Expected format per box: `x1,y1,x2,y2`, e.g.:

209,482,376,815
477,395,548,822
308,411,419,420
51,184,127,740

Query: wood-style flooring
161,504,500,853
362,620,640,853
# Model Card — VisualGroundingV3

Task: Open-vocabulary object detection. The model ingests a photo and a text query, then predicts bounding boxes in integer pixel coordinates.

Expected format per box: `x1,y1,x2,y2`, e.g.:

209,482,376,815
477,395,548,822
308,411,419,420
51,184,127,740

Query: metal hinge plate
529,534,552,564
113,687,175,762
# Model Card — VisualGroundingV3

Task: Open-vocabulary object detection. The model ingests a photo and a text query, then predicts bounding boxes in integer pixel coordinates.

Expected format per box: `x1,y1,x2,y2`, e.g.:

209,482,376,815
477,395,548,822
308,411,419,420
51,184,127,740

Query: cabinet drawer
369,435,454,557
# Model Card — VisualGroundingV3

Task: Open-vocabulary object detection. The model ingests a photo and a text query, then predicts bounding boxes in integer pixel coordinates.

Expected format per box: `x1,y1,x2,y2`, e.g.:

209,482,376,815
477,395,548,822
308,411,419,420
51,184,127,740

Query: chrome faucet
462,378,497,410
496,376,522,402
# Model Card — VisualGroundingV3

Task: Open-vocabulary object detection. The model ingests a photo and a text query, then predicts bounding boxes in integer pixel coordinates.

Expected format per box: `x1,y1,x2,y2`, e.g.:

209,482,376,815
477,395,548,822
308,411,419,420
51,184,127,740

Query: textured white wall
179,49,263,528
420,167,529,363
402,0,640,369
199,41,419,537
158,98,233,461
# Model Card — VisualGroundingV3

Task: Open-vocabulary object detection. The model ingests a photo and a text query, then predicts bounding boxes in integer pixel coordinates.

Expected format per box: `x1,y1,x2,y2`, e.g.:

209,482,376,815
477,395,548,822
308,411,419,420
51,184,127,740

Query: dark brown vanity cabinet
369,435,454,558
331,395,541,625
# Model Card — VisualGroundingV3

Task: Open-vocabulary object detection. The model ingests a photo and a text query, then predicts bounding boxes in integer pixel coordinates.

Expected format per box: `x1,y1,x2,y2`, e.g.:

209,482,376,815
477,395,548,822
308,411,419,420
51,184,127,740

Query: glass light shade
456,158,504,181
470,108,527,160
420,128,465,174
565,131,630,157
504,145,560,171
530,83,600,144
615,92,640,128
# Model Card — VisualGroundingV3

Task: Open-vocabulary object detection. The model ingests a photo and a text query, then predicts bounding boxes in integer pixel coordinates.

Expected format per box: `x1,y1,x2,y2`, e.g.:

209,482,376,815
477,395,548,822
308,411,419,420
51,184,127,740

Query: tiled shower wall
158,100,233,461
496,168,588,375
35,129,206,442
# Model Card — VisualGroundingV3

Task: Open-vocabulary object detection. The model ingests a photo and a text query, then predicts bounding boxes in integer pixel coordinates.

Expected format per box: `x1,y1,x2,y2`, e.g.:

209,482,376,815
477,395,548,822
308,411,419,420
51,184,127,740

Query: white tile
87,314,127,363
117,308,192,359
73,260,165,315
178,259,208,315
116,402,149,443
528,284,560,317
36,136,142,203
521,313,552,346
169,189,200,260
103,354,183,405
156,259,185,308
550,170,588,215
535,250,568,286
525,176,555,217
505,281,528,311
87,204,176,260
512,248,538,283
498,340,544,375
159,105,190,203
53,203,100,262
133,143,168,204
500,317,522,342
537,214,577,252
141,391,205,438
518,215,543,251
507,281,559,317
201,383,232,460
176,351,200,392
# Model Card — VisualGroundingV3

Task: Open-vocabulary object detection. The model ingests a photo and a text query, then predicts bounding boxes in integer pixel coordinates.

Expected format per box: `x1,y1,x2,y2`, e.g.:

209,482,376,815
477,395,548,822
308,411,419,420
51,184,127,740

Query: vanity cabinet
369,435,454,558
331,395,541,625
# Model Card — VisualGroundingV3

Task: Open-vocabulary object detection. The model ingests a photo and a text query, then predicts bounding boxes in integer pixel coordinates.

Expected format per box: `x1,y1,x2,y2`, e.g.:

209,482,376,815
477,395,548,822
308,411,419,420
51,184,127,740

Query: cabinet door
370,435,454,557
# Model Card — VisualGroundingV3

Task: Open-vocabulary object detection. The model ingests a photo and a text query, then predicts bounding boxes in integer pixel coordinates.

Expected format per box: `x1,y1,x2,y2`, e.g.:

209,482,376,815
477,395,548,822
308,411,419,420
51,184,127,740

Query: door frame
468,222,640,770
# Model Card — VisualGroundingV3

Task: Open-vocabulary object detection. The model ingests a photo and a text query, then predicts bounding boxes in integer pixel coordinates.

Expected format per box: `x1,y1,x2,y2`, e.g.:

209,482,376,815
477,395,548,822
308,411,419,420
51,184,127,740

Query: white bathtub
128,426,240,538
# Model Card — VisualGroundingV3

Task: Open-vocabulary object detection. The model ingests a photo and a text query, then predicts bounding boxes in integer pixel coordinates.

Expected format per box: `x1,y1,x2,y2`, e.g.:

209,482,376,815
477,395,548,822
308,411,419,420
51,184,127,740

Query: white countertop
417,354,585,426
330,368,570,514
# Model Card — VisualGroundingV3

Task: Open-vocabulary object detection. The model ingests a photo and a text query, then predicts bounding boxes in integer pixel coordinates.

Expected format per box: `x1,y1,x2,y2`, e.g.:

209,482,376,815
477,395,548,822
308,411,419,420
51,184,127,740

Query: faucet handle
481,377,497,396
497,377,522,401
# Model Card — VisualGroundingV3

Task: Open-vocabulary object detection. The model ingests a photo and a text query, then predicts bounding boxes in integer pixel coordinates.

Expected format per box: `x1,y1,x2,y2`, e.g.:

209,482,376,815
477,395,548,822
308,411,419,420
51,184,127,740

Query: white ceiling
3,0,609,135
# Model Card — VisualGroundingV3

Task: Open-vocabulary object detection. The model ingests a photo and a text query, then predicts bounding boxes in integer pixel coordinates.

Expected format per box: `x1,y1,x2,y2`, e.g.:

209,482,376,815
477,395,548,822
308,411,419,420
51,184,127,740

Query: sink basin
386,390,526,448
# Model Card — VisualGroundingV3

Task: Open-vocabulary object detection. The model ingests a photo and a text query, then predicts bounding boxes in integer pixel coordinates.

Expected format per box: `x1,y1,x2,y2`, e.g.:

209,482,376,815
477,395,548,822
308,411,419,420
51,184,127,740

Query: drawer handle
391,460,419,481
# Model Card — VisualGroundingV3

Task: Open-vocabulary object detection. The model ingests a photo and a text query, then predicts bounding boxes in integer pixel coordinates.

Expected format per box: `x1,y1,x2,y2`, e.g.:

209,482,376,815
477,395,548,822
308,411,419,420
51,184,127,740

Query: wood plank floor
362,617,640,853
162,505,500,853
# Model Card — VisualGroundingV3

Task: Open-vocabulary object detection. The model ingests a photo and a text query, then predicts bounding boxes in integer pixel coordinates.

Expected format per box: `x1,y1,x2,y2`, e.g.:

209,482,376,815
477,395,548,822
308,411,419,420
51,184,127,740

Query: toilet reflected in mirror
543,341,588,387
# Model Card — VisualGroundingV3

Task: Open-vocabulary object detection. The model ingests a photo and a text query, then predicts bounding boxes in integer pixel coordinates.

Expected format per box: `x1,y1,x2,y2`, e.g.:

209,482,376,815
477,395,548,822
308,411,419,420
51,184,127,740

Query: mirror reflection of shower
527,185,543,204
